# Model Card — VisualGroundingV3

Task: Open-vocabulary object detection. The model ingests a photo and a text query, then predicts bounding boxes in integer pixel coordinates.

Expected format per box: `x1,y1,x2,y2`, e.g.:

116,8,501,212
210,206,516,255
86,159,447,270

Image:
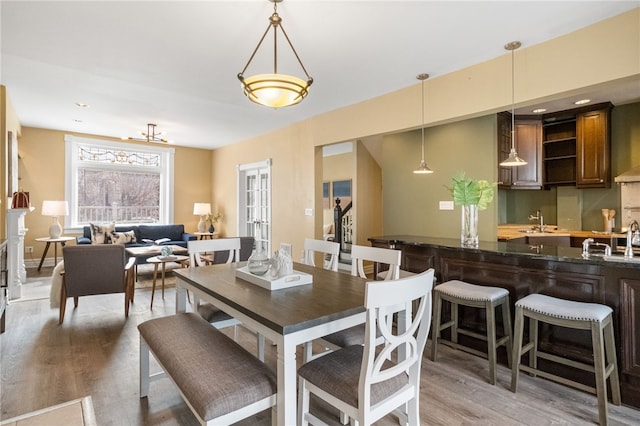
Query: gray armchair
59,245,135,324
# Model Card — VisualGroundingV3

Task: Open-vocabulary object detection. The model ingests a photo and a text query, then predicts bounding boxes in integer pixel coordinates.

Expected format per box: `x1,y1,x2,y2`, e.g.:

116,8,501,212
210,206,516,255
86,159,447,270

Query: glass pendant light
500,41,527,167
238,0,313,108
414,73,434,174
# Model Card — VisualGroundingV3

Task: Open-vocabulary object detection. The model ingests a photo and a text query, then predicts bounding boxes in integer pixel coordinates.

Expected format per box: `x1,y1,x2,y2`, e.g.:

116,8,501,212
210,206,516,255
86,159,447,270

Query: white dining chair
298,268,435,426
303,245,402,363
351,244,400,281
188,238,240,267
302,238,340,272
188,238,265,361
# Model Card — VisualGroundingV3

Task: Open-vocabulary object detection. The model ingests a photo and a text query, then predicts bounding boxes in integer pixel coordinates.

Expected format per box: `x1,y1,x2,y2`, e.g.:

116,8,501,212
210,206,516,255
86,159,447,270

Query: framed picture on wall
332,179,351,207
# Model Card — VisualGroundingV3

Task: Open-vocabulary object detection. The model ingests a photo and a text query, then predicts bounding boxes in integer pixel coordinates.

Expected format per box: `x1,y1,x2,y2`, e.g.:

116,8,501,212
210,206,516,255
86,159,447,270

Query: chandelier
123,123,169,144
238,0,313,108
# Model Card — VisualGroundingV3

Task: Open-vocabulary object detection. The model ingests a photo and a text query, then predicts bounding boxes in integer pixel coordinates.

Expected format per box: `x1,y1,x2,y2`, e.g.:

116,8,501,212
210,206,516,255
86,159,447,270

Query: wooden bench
138,313,276,425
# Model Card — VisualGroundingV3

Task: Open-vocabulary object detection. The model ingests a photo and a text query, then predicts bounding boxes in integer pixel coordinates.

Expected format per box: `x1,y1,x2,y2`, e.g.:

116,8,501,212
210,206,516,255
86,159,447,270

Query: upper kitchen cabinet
512,119,542,188
497,112,514,187
577,107,611,188
497,112,542,189
542,102,612,189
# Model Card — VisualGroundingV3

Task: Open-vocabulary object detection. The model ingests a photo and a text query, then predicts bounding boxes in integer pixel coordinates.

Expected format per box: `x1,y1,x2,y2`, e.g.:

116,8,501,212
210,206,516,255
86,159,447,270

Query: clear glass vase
461,204,479,247
247,244,270,276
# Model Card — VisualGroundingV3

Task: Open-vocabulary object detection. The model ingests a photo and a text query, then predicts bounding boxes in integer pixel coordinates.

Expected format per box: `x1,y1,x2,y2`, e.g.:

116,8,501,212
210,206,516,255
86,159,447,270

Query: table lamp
41,200,69,239
193,203,211,233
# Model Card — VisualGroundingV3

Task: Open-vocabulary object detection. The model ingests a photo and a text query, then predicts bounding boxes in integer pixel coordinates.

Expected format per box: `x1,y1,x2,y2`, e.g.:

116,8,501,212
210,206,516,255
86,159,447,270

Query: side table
193,232,219,240
147,255,189,308
35,236,74,271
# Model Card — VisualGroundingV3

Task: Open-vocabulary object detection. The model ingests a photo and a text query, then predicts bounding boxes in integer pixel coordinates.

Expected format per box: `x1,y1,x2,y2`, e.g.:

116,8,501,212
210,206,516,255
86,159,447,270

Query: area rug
135,263,179,290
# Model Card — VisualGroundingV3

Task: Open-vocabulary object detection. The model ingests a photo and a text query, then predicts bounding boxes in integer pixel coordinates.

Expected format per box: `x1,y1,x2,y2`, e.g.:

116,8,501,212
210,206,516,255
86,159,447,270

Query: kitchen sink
519,229,556,234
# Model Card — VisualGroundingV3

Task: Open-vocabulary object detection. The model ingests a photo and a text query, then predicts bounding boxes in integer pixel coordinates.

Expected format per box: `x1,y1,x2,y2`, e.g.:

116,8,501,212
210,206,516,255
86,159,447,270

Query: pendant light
414,73,434,174
499,41,527,167
238,0,313,108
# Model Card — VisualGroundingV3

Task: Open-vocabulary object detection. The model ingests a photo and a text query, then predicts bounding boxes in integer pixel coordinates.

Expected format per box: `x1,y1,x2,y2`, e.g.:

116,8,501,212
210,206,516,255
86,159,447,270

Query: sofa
76,224,195,249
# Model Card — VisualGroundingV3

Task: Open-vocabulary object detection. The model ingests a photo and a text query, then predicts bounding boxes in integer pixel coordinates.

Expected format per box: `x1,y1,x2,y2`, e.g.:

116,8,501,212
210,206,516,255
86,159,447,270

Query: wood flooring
2,269,640,425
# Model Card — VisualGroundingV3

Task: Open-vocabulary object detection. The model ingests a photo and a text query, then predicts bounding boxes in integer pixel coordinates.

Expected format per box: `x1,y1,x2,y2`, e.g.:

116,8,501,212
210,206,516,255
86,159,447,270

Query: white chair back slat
188,238,241,267
350,245,401,280
302,238,340,271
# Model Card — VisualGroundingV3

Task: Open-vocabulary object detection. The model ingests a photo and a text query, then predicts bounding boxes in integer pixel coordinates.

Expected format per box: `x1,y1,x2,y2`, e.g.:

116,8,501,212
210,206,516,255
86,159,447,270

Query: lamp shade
41,200,69,217
193,203,211,216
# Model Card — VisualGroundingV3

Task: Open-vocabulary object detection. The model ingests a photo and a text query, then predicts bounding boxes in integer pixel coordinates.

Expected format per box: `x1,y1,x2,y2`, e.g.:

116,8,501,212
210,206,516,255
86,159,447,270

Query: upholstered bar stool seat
511,294,621,425
431,280,512,385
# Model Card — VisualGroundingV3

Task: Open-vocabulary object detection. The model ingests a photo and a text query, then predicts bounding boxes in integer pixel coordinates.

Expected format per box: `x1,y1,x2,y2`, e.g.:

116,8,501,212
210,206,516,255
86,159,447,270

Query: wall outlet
25,246,33,254
439,201,455,210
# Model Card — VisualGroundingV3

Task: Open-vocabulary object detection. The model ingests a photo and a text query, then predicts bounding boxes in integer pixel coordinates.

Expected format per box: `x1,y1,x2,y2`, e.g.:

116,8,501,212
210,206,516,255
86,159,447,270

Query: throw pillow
89,222,115,244
111,230,136,245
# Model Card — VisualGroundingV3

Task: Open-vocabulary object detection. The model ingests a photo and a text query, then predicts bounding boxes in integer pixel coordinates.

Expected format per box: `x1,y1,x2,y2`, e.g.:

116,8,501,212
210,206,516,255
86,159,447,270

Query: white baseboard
25,258,59,270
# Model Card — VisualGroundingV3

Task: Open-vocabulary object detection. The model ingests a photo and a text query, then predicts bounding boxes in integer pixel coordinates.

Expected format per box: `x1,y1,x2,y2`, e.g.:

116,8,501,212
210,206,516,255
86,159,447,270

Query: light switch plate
304,208,313,216
439,201,454,210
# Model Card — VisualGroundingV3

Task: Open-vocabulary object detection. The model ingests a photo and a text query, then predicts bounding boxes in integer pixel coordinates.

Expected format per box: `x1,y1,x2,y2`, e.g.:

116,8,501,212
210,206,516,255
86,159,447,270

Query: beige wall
211,122,317,256
355,140,383,245
18,127,212,263
1,86,22,239
210,10,639,248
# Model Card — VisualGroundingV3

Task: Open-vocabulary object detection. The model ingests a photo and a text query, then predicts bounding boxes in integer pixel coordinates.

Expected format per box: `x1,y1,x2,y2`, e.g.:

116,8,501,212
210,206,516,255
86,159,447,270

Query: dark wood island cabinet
369,235,640,409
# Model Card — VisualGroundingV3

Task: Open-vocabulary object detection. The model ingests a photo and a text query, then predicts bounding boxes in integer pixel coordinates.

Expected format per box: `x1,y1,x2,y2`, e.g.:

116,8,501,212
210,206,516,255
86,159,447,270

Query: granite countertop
497,224,626,241
368,235,640,269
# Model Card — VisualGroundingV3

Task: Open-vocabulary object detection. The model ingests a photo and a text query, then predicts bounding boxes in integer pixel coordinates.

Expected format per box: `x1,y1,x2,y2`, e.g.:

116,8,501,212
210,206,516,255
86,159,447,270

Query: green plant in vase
448,171,496,247
206,212,221,233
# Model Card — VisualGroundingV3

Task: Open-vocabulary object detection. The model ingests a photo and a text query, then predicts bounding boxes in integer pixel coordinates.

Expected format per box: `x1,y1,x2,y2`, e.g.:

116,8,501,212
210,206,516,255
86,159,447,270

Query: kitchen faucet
528,210,545,232
582,238,611,258
624,219,640,258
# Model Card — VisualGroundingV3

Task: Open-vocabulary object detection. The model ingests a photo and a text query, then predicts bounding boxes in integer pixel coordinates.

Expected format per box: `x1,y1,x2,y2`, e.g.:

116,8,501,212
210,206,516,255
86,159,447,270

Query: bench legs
139,335,167,399
140,337,150,397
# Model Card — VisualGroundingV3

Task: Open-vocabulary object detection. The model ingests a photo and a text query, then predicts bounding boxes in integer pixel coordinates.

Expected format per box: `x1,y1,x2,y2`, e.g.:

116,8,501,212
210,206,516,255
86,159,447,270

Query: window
65,135,174,229
237,159,271,253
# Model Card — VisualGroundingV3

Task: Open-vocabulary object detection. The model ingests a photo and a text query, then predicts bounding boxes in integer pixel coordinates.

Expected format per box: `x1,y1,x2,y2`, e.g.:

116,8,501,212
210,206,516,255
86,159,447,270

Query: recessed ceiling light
532,108,547,113
574,99,591,105
74,102,89,108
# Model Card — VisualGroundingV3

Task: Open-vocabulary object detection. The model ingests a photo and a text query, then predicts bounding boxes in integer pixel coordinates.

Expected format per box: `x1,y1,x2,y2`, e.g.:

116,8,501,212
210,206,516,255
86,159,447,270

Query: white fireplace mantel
7,208,29,300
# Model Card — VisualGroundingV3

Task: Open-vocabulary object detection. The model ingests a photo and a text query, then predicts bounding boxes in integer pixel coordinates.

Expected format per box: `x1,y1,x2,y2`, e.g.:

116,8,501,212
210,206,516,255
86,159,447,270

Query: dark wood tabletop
173,262,367,335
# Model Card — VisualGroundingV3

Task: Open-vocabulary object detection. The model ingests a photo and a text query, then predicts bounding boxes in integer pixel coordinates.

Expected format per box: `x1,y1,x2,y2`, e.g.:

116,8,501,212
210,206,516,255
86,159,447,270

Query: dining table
173,261,368,426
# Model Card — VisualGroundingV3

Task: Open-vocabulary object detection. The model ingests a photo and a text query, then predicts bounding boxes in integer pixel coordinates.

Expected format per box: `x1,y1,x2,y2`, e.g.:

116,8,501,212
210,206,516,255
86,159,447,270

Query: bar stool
511,294,621,425
431,280,512,385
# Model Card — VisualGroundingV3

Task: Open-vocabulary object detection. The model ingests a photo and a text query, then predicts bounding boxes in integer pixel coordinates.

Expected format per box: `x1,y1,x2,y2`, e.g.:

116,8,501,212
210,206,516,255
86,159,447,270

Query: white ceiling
2,1,639,150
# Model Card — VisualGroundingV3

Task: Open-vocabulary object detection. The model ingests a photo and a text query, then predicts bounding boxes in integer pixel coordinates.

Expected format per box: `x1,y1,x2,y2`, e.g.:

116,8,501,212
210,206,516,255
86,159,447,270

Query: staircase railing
333,198,353,254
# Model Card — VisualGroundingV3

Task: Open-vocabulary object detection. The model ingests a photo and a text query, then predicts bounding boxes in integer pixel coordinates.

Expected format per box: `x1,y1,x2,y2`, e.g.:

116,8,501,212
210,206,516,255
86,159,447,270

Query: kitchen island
369,235,640,409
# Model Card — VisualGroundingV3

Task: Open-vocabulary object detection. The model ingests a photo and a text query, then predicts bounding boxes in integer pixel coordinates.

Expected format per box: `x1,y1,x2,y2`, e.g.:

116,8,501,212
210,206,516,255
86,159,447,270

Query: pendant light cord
421,78,425,160
510,47,516,150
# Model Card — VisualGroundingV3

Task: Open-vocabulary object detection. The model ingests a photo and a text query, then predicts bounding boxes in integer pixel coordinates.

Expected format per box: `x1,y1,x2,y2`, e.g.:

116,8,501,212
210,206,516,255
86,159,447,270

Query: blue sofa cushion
138,224,185,242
